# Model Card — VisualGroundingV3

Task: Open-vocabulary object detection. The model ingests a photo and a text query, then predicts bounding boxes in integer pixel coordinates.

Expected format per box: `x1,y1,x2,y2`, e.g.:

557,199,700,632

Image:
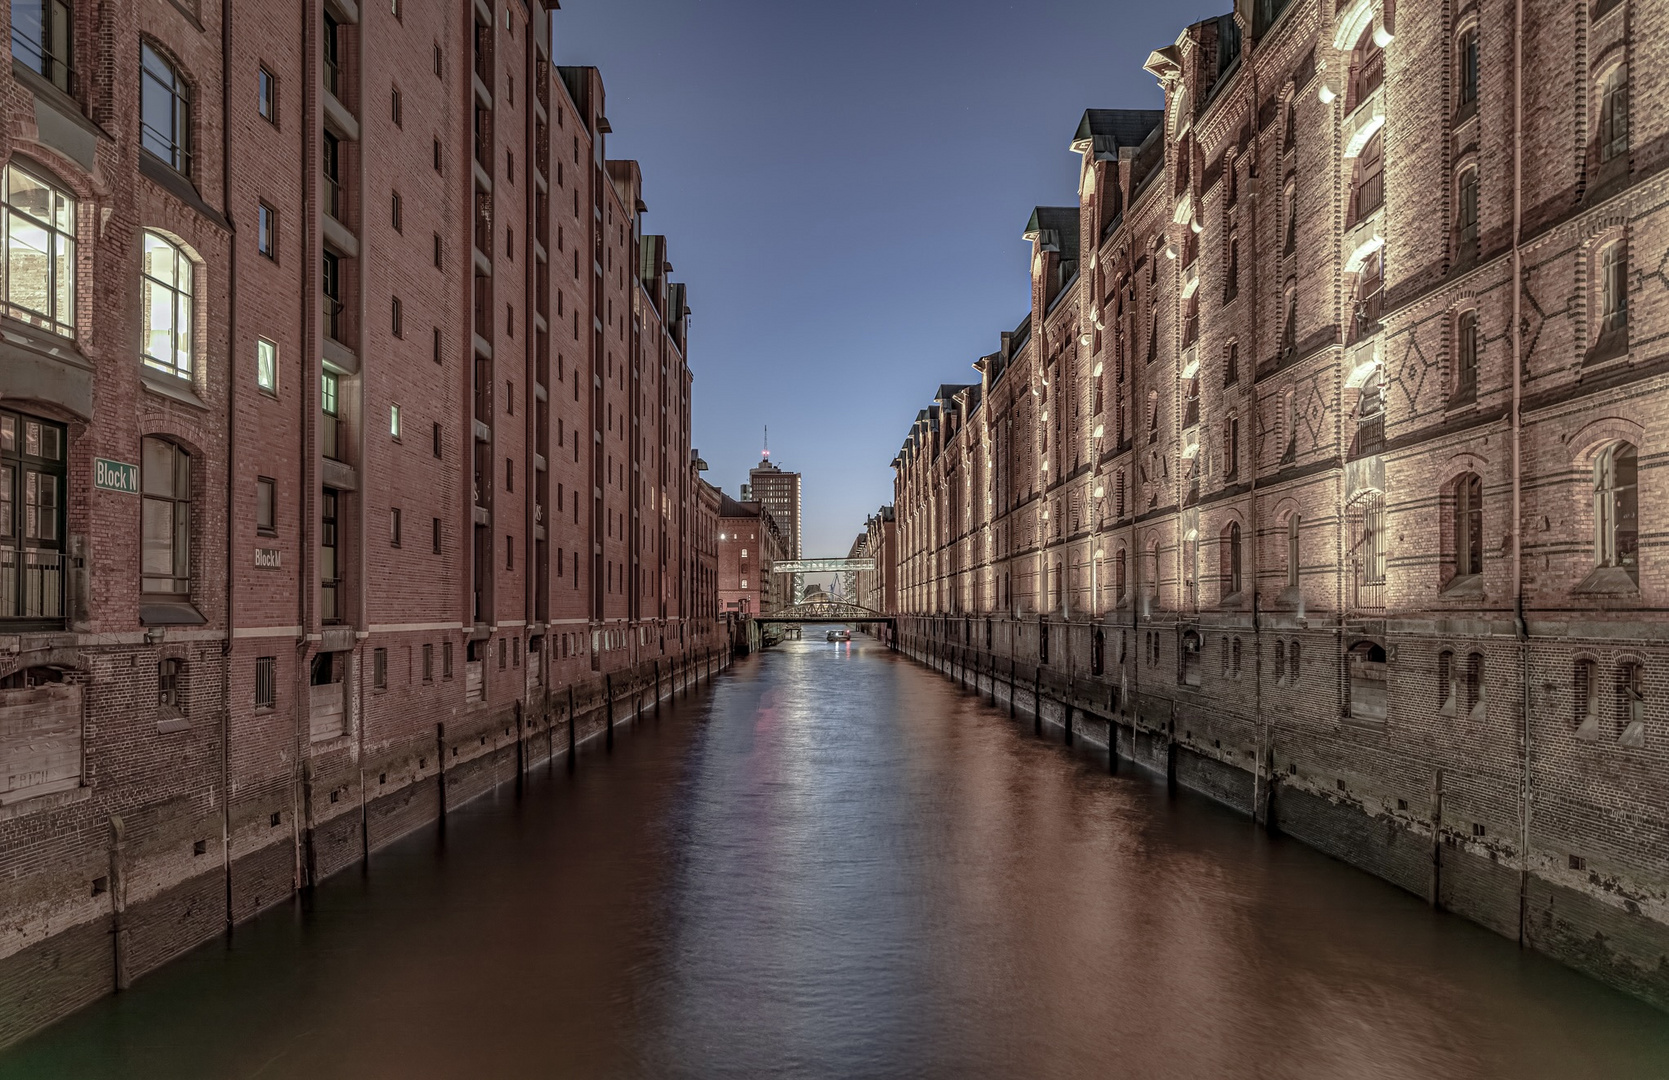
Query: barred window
254,655,276,709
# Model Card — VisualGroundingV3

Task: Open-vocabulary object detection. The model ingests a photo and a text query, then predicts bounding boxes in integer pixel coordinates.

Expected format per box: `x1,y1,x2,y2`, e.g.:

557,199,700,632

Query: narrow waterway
4,636,1667,1079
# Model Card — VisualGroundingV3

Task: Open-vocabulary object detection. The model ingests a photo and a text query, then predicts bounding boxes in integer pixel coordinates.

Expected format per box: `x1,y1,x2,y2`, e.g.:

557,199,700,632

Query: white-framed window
389,403,401,439
256,338,277,393
1594,441,1638,572
141,231,193,378
2,163,76,336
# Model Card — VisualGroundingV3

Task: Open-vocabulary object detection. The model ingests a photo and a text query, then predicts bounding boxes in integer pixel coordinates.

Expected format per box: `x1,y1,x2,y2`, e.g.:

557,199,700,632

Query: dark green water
3,637,1667,1078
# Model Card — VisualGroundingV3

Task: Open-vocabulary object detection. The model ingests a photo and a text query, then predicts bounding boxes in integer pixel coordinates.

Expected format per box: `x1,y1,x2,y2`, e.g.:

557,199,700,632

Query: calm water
4,636,1669,1079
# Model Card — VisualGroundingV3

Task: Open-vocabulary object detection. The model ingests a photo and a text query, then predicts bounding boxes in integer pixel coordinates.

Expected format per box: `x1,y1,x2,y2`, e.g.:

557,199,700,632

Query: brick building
0,0,723,1048
857,505,897,617
717,492,786,617
887,0,1669,1009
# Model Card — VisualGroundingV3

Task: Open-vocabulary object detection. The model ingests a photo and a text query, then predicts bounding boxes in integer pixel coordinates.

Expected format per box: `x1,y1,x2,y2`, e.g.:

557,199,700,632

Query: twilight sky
552,0,1224,559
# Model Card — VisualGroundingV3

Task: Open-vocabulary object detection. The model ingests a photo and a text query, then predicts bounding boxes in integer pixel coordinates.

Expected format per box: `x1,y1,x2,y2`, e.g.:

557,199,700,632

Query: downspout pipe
220,0,237,936
1511,0,1531,946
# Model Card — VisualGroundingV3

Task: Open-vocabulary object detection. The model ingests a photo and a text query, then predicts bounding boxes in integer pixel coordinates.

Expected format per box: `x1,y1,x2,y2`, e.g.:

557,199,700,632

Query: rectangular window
506,534,514,570
1455,310,1478,402
390,507,402,547
320,488,340,622
256,476,275,534
391,190,402,233
422,643,434,681
373,647,387,689
255,655,276,709
0,409,67,623
432,422,442,458
141,437,191,596
431,517,441,554
389,403,401,439
505,458,514,492
3,163,78,339
255,338,278,393
13,0,73,92
434,137,443,172
433,233,442,268
258,203,276,258
141,43,191,173
390,86,402,127
443,640,453,678
391,296,403,338
258,66,276,122
432,326,442,363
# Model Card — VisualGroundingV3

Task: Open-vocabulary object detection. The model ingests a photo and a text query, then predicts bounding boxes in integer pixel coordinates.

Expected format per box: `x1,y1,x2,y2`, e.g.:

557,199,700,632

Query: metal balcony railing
0,548,64,623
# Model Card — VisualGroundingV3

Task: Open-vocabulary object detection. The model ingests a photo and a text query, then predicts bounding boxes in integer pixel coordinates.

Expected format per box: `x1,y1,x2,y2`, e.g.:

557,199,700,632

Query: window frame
2,162,78,338
0,408,68,626
140,437,192,597
140,42,192,174
141,230,195,380
12,0,74,93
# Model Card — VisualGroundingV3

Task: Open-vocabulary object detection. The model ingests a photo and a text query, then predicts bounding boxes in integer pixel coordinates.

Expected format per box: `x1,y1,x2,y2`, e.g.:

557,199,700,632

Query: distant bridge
755,599,892,625
770,557,875,606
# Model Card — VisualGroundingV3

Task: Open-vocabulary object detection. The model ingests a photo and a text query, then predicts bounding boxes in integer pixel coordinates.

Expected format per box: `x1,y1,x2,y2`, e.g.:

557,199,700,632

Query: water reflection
3,636,1667,1079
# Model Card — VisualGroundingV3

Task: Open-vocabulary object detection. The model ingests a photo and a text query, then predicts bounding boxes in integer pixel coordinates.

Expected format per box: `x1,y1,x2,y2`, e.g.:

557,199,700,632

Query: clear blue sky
553,0,1224,558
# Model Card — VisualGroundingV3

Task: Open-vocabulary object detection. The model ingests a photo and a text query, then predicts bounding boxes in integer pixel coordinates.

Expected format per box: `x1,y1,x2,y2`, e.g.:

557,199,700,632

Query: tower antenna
762,425,769,460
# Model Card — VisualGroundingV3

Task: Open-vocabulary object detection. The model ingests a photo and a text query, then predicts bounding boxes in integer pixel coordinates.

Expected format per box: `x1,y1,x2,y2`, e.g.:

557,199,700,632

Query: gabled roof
1072,109,1165,155
1024,206,1079,246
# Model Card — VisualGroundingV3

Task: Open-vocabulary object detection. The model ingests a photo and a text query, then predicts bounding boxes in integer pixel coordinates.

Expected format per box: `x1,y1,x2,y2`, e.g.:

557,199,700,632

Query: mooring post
1033,667,1042,738
566,686,576,768
605,674,615,751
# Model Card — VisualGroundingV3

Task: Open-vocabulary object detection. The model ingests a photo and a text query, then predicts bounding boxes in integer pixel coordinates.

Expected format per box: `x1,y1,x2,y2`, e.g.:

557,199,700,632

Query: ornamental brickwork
887,0,1669,1010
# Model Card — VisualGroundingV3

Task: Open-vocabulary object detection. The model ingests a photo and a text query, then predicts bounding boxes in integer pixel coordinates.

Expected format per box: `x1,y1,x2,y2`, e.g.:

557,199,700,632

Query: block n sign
93,458,139,494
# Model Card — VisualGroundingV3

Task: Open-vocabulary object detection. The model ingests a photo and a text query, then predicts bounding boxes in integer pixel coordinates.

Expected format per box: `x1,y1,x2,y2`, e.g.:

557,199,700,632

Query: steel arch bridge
754,599,892,625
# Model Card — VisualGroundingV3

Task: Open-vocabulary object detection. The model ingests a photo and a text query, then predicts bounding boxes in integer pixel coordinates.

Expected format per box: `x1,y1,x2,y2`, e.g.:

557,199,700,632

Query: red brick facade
888,0,1669,1010
0,0,725,1047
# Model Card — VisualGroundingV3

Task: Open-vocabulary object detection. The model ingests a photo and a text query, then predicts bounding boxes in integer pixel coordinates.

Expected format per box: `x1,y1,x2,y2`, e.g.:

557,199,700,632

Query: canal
3,636,1667,1078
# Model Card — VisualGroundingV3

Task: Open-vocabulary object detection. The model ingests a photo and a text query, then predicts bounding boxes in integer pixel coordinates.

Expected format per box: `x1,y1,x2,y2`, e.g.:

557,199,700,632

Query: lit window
256,338,277,393
389,404,401,439
2,164,76,337
141,231,193,379
140,43,191,173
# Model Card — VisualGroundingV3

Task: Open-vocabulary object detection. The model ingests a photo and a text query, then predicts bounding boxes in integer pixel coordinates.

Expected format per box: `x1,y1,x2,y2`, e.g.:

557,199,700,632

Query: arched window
1594,441,1638,574
2,163,76,337
1463,652,1485,717
1274,639,1286,683
1449,473,1484,582
1349,641,1388,722
1114,548,1127,598
1283,182,1297,253
1146,389,1160,440
142,231,194,378
1456,167,1479,256
1281,283,1297,357
1354,366,1385,457
1453,309,1478,403
1223,340,1239,386
1223,413,1240,478
1618,661,1645,747
1286,513,1302,590
141,437,191,596
1456,27,1479,110
1289,640,1301,681
1180,629,1201,687
1282,388,1298,463
1350,132,1384,225
1598,64,1629,165
1222,522,1242,598
1352,248,1383,340
1574,658,1599,740
1349,26,1384,108
141,43,192,174
1597,240,1628,339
